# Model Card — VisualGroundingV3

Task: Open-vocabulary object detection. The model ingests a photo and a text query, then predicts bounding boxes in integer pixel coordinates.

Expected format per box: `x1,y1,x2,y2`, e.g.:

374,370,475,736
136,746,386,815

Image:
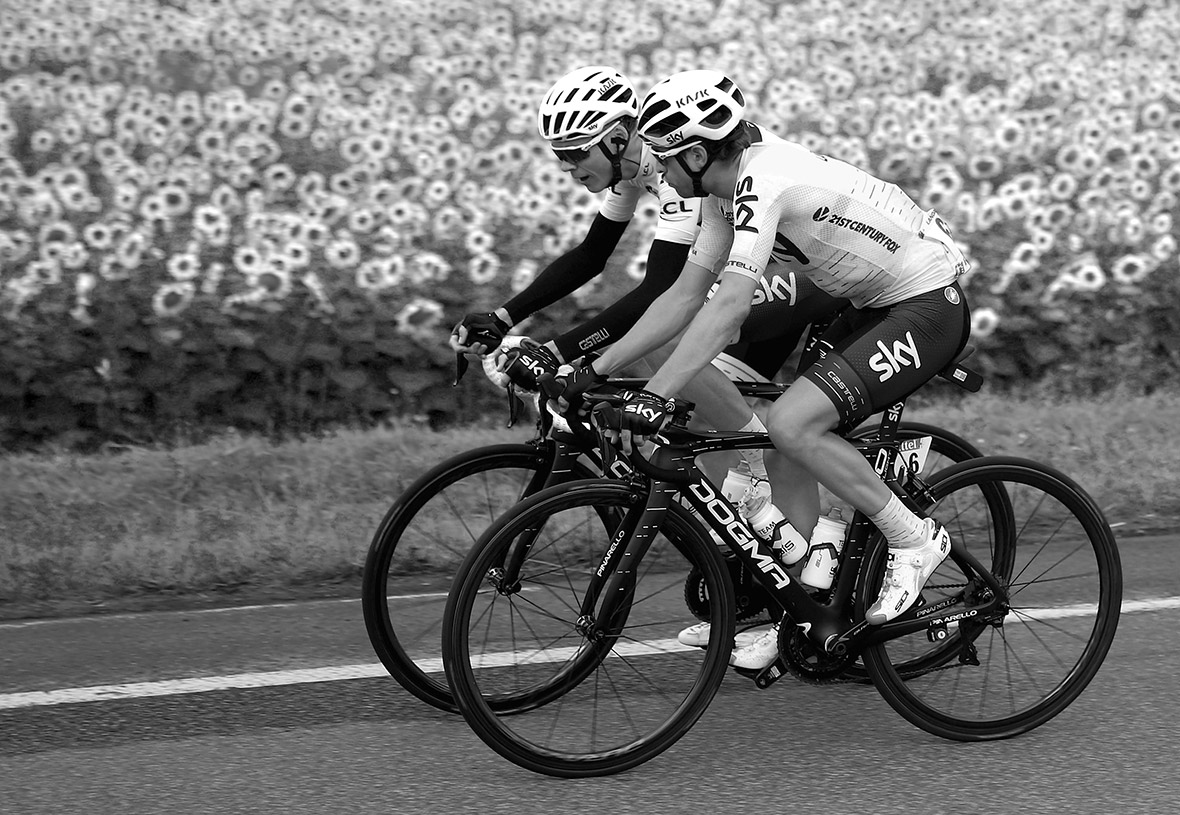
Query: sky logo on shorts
868,331,922,382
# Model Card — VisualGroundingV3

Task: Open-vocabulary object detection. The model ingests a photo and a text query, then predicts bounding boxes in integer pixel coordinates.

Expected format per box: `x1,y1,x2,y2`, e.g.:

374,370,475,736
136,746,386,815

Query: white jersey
598,143,700,245
689,140,969,308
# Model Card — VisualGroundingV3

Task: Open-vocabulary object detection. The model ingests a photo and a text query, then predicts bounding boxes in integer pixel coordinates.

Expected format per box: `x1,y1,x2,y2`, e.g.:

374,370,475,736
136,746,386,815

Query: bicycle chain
683,562,774,623
777,584,979,686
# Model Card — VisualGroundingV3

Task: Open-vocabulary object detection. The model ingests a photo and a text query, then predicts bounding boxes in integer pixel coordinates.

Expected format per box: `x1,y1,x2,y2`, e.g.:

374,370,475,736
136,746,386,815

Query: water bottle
801,508,848,589
720,467,753,504
744,500,810,565
721,467,809,564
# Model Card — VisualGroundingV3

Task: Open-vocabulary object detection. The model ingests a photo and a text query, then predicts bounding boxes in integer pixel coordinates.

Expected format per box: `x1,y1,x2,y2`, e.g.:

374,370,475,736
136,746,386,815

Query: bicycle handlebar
580,387,696,484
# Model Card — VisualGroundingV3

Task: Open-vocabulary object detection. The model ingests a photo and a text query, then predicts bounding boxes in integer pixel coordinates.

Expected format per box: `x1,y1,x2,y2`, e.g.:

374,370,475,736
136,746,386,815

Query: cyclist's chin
577,175,610,193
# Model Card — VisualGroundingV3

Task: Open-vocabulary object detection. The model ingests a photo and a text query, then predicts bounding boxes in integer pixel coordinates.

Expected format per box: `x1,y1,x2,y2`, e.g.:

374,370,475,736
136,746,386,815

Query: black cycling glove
503,344,561,392
544,362,607,417
452,311,510,353
592,389,674,437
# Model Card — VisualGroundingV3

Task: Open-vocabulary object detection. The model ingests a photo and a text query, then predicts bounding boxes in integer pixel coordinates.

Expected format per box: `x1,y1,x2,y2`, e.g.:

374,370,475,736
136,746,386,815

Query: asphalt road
2,534,1178,815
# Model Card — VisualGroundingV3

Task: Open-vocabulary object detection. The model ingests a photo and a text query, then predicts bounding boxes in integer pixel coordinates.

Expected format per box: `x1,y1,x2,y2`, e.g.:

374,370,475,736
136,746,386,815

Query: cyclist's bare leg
761,430,821,538
649,344,805,528
765,378,894,514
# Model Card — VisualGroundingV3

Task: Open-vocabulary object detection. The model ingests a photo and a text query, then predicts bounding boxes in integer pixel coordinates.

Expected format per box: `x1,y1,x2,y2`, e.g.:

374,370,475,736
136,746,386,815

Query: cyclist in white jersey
451,67,844,494
449,66,700,365
564,70,971,668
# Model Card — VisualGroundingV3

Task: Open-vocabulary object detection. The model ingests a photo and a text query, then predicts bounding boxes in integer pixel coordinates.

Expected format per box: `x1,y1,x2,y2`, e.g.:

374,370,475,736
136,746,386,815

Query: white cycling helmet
537,66,638,150
637,70,746,158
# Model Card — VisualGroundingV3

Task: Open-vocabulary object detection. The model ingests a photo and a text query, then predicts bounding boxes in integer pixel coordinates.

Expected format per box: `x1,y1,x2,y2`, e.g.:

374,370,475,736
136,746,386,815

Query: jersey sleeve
500,214,629,323
549,239,690,362
596,182,641,223
649,180,700,245
719,169,787,282
686,199,734,272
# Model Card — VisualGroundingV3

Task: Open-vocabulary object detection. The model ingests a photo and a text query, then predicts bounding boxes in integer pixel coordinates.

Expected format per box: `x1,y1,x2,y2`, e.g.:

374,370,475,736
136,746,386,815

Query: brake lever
537,393,554,437
506,383,525,428
453,352,469,386
597,420,617,474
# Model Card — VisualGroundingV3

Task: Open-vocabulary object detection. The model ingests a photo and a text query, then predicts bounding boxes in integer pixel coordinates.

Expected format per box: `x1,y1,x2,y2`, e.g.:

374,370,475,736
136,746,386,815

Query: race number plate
893,435,932,477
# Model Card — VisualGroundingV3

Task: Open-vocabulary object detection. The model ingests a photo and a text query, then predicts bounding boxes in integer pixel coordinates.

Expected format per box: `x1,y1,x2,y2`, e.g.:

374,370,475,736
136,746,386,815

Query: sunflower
970,307,1000,339
152,281,195,317
1109,254,1153,285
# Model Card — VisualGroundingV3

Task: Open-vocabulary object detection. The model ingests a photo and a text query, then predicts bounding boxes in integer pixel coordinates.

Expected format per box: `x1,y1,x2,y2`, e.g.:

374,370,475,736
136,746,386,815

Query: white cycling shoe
728,624,781,670
865,519,951,625
677,621,712,647
677,622,770,652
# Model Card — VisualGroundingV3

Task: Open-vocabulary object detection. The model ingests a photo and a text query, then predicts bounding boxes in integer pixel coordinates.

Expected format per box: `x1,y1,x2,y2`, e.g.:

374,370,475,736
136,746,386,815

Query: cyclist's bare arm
590,259,716,376
643,271,758,399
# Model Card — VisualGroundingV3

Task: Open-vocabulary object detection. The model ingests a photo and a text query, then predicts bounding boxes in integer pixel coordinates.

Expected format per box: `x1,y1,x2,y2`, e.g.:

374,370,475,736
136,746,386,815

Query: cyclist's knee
766,387,837,457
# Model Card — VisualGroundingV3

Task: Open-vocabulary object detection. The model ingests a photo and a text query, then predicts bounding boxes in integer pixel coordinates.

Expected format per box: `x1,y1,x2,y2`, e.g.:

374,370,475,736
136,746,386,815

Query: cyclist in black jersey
564,70,971,668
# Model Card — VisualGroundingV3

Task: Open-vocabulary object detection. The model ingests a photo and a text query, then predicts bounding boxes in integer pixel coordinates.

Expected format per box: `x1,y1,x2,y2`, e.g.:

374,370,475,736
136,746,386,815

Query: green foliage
0,276,516,450
1,0,1179,450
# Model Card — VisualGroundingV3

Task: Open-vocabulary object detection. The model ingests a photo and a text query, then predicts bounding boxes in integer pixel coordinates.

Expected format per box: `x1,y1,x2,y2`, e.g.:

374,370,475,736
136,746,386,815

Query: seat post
876,400,906,440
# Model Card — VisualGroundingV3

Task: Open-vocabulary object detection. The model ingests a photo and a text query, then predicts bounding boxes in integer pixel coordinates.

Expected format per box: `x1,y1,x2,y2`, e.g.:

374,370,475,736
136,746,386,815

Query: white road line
0,597,364,630
0,587,507,630
2,597,1178,712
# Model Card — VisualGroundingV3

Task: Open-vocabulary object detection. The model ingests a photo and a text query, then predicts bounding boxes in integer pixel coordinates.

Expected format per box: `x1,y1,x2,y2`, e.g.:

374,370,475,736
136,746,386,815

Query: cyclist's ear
608,122,630,153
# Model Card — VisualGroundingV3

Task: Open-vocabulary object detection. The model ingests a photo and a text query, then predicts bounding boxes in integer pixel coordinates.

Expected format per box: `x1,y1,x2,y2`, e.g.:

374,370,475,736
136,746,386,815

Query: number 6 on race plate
893,435,932,478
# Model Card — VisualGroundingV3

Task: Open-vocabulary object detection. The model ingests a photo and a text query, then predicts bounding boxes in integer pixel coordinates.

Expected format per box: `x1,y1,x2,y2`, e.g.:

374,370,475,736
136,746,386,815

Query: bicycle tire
849,419,983,476
361,441,599,712
859,457,1121,740
443,479,735,777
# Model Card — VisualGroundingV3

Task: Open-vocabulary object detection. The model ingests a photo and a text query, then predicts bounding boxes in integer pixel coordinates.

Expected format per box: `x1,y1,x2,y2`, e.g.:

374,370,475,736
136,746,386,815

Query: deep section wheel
443,479,735,777
860,457,1121,740
361,441,597,712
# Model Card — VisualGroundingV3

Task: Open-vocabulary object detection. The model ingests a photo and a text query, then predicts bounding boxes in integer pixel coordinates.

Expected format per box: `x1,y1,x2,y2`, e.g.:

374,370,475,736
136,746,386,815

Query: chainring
683,557,773,623
779,624,857,685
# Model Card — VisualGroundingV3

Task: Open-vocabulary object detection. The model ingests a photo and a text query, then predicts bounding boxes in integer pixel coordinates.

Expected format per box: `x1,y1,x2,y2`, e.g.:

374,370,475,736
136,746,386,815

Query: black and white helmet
637,70,746,158
537,66,638,149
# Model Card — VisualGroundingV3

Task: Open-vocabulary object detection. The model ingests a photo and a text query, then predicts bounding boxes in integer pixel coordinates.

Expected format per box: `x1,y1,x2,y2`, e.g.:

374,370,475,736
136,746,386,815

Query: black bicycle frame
584,426,1008,658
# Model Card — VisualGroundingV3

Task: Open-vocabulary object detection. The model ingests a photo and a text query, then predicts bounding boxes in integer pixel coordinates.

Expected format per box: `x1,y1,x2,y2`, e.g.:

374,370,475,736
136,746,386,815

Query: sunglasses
552,145,594,164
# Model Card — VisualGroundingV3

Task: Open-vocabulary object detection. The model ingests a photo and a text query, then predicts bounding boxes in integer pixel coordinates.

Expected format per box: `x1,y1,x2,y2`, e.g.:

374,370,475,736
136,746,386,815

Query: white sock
868,494,927,549
738,414,769,480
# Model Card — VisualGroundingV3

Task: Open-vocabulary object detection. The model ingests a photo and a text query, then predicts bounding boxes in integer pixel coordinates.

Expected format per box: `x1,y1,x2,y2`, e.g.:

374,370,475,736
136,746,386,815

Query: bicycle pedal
926,621,949,642
732,659,787,689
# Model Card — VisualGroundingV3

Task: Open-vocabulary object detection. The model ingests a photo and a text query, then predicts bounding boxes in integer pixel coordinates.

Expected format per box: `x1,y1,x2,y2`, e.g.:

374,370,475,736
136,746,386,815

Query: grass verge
1,387,1176,619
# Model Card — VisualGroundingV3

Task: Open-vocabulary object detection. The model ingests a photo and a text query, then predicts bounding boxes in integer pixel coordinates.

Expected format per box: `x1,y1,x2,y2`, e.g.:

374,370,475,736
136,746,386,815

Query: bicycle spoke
862,459,1121,741
445,481,733,776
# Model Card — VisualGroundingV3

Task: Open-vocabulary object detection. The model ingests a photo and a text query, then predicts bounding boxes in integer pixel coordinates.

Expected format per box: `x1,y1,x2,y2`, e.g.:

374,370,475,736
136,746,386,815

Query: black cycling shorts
801,282,970,432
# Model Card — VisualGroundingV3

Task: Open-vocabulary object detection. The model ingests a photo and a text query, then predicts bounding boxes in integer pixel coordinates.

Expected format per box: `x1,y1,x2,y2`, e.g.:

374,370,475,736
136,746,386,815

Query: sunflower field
1,0,1178,450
